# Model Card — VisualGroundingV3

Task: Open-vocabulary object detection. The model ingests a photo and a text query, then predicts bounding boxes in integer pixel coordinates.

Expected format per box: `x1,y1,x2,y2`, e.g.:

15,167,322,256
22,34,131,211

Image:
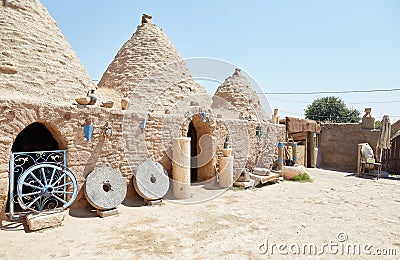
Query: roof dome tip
233,68,242,76
141,13,153,24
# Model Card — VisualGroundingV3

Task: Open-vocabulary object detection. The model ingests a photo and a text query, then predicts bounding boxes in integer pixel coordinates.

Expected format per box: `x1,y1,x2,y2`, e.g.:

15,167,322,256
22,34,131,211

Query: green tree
305,96,361,123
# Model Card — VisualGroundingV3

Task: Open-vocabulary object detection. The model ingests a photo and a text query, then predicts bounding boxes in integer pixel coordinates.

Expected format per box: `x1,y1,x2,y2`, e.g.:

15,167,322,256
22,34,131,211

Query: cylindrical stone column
172,137,191,199
278,142,284,170
219,156,233,188
293,143,298,164
310,132,317,168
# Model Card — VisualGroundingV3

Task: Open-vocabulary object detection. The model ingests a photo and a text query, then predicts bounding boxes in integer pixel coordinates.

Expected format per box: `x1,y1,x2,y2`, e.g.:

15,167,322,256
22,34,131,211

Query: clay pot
75,97,90,105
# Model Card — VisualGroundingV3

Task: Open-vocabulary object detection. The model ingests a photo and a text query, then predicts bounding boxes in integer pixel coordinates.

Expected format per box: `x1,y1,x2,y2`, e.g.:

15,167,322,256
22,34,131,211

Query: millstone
133,160,169,200
85,167,127,210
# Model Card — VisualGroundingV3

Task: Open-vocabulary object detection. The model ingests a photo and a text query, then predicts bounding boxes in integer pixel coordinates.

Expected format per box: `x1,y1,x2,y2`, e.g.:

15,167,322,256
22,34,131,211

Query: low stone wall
319,123,380,171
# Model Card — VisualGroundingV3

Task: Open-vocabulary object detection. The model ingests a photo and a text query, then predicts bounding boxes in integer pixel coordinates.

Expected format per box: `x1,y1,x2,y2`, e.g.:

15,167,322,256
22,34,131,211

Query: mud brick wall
391,119,400,138
212,120,286,172
319,123,380,171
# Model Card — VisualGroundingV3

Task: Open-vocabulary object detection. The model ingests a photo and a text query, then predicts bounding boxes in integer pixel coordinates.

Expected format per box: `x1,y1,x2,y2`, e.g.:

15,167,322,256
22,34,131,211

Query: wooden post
219,156,234,188
293,143,298,165
357,143,363,177
278,142,284,170
172,137,191,199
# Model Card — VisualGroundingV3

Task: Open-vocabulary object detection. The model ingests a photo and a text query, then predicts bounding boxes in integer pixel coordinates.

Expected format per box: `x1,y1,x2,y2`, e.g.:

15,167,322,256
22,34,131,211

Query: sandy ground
1,168,399,259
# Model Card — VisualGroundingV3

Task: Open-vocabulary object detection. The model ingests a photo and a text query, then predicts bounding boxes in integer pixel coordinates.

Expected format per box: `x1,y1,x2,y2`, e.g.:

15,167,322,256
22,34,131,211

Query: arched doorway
8,122,67,217
186,116,215,183
12,122,60,152
187,121,198,182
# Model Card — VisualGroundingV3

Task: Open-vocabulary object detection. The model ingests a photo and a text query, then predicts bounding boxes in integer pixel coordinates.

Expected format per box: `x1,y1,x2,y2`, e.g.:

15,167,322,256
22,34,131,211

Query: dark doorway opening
187,121,198,182
11,122,59,153
7,122,61,214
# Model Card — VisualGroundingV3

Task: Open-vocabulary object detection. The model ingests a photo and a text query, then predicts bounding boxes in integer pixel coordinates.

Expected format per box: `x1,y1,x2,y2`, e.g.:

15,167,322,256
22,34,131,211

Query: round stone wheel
133,160,169,201
85,167,127,210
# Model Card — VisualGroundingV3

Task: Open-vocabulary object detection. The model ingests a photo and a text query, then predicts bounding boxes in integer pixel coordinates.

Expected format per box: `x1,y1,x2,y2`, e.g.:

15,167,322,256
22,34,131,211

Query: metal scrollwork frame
8,150,76,219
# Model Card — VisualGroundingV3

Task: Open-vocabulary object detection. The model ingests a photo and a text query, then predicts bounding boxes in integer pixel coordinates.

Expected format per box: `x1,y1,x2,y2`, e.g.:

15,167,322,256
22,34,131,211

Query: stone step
233,179,255,188
249,172,280,184
25,210,67,231
97,208,119,218
253,167,270,176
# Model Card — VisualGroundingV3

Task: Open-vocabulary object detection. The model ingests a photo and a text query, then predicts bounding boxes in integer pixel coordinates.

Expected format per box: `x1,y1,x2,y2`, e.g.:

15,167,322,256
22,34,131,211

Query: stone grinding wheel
133,160,169,201
85,167,127,210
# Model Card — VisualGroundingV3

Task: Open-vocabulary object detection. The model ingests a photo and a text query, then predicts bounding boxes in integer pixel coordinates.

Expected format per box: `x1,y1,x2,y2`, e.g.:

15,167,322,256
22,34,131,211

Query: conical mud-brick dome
212,68,269,122
98,14,208,112
0,0,95,105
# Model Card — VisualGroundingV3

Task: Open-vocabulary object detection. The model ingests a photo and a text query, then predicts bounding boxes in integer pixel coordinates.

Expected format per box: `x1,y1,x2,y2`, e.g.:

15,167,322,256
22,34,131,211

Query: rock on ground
25,210,67,231
283,164,308,180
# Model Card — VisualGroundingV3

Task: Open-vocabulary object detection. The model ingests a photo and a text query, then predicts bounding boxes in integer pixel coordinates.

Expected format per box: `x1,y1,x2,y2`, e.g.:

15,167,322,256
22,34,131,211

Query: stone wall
0,99,150,218
213,120,286,172
143,112,284,178
0,99,284,219
319,123,380,171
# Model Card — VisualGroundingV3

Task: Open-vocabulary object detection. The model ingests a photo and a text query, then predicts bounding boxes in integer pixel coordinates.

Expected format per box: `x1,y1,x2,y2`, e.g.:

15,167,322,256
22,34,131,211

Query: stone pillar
219,156,233,188
172,137,191,199
313,147,318,168
278,142,284,170
272,108,279,124
362,107,375,129
293,143,298,164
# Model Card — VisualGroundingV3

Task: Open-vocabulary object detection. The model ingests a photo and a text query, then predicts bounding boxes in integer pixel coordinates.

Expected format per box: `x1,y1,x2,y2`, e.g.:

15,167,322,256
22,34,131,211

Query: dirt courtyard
1,168,399,259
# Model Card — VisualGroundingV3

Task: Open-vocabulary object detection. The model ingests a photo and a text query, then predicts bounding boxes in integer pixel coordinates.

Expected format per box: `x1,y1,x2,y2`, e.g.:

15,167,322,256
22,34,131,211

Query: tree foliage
305,96,361,123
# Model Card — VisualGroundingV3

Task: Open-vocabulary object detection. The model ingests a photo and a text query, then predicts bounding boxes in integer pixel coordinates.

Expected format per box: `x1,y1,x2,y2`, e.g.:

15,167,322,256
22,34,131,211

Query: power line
280,110,400,119
269,98,400,105
259,88,400,95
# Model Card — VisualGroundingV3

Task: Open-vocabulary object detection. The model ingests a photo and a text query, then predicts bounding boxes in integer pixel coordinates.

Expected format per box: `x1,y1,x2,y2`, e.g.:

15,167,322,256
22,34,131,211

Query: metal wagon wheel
16,163,78,212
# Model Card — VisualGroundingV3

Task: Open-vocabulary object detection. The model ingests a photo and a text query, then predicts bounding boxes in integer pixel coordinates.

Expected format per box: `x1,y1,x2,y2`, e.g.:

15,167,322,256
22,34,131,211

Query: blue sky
41,0,400,121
